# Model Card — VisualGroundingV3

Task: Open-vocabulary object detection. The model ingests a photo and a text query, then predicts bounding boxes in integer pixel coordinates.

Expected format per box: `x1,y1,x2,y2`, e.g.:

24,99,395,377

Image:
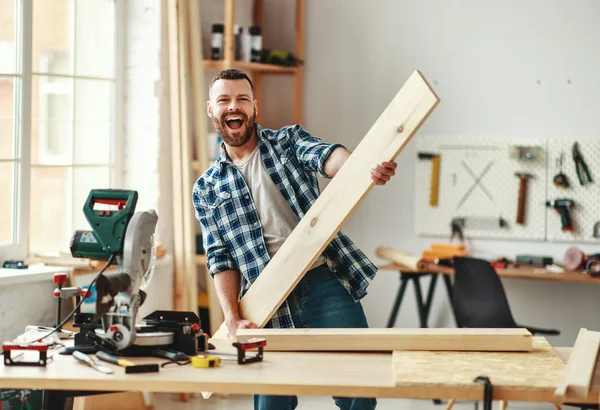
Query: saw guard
99,209,158,350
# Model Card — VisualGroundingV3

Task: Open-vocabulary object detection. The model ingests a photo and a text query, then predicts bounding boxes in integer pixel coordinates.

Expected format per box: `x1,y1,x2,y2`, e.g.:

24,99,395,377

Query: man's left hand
371,161,397,185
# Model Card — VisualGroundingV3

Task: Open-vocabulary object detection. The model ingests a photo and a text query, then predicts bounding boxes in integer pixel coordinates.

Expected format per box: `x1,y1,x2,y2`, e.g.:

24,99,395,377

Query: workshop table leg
422,274,439,325
411,275,428,328
386,274,410,327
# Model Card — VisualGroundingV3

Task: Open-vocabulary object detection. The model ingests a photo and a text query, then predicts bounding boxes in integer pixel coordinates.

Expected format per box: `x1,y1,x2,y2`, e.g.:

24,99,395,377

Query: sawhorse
386,272,457,328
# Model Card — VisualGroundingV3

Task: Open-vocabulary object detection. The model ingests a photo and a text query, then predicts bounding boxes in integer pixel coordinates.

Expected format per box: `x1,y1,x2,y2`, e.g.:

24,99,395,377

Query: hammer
515,173,533,224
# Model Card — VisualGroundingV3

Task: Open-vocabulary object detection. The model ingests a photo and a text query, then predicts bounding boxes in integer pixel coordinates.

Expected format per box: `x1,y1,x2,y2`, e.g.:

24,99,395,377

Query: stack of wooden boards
375,244,468,272
236,327,600,405
421,243,469,261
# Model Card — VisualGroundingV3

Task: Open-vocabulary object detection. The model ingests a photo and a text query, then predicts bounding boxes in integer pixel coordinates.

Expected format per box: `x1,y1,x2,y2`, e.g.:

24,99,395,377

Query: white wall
303,0,600,347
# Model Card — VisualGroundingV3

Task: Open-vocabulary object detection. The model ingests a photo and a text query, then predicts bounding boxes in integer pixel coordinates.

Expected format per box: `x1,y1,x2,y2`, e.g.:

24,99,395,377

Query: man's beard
212,109,256,148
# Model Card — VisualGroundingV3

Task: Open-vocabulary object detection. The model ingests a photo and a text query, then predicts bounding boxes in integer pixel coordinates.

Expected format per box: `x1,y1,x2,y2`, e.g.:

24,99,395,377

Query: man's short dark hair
210,69,254,96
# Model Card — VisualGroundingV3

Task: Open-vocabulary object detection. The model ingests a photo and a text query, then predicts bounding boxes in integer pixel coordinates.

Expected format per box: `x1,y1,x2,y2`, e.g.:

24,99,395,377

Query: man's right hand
225,317,258,337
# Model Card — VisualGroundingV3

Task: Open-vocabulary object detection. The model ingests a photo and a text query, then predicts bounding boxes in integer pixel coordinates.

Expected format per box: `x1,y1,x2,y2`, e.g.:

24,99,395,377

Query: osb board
235,328,532,352
394,337,569,402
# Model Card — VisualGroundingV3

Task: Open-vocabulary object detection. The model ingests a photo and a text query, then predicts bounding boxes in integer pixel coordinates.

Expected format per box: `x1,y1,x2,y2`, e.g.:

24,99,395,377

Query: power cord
22,254,116,345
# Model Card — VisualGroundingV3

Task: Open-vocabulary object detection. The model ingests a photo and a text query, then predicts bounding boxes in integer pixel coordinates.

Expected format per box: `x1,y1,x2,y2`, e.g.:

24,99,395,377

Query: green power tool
70,189,139,261
69,188,160,351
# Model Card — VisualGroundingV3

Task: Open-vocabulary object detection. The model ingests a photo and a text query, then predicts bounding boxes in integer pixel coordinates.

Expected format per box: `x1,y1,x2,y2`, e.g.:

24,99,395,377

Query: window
0,0,121,261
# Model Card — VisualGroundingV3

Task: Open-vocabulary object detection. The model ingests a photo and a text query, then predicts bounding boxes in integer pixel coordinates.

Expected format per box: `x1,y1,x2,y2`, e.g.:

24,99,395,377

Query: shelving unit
202,0,306,124
188,0,306,335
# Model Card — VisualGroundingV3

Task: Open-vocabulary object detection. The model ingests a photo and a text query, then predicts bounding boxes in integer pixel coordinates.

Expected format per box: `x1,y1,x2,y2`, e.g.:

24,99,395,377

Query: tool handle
516,178,526,224
73,350,94,367
583,162,593,183
95,351,120,365
557,206,573,231
430,155,440,206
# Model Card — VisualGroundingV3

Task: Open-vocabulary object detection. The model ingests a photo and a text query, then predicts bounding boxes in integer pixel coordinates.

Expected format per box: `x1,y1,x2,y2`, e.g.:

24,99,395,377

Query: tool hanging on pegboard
553,152,570,189
546,199,575,232
572,142,592,186
514,173,533,225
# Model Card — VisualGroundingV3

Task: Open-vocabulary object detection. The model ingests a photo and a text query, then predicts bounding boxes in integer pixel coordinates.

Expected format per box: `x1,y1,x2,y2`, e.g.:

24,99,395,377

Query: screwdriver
73,350,113,374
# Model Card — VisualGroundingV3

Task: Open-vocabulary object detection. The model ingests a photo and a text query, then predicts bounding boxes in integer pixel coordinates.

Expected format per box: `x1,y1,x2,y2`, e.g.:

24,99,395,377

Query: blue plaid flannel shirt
192,124,378,329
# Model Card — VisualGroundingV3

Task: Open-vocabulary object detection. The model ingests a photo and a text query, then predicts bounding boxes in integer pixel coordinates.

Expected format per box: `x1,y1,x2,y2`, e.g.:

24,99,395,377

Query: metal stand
386,272,456,328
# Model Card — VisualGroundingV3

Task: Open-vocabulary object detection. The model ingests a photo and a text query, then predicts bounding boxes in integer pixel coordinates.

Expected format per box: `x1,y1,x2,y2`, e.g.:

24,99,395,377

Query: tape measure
191,355,221,368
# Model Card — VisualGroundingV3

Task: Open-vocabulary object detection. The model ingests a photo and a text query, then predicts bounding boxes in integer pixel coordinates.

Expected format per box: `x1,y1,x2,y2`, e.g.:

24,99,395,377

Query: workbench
379,262,600,328
0,337,598,409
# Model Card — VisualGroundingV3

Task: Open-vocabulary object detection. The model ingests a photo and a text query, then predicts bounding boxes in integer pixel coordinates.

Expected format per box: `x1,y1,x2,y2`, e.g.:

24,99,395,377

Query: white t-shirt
235,146,325,268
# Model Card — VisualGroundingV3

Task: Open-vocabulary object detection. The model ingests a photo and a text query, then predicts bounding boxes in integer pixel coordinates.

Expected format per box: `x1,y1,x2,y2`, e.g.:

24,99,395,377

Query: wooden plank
554,328,600,402
375,246,428,271
224,0,235,66
235,328,533,352
187,0,222,336
178,0,199,317
293,0,305,123
167,0,187,311
187,0,209,175
394,337,566,401
168,0,197,313
212,70,439,338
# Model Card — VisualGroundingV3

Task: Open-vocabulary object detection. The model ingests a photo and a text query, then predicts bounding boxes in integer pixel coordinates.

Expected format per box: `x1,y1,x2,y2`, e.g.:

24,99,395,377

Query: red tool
3,342,49,367
232,338,266,365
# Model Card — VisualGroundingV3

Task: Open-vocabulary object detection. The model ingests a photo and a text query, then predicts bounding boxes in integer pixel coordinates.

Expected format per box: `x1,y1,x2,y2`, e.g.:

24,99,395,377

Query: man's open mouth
225,115,244,130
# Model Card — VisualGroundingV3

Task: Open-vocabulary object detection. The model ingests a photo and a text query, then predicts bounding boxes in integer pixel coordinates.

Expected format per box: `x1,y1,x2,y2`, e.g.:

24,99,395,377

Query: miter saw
61,189,206,359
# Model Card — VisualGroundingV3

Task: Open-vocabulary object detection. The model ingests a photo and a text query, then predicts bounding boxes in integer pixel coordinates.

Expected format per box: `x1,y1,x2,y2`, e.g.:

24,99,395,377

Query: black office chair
451,256,560,336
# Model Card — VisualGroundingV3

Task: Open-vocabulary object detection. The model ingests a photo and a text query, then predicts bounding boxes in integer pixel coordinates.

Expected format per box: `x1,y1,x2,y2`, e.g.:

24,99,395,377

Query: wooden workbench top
0,337,596,403
379,262,600,284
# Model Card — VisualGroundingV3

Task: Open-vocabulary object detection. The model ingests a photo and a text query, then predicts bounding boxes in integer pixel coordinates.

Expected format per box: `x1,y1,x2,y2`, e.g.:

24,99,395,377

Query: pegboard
415,136,548,241
546,138,600,243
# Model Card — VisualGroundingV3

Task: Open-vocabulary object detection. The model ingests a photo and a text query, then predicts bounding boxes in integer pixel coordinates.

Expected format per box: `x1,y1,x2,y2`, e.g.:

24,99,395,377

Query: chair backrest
451,256,518,328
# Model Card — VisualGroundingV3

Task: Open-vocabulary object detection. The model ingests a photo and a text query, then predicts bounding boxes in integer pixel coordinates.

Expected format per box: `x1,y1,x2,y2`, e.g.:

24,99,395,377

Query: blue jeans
254,265,377,410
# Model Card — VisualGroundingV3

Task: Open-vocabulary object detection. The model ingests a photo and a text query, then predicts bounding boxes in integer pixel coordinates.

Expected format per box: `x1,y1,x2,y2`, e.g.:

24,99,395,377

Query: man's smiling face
207,78,257,148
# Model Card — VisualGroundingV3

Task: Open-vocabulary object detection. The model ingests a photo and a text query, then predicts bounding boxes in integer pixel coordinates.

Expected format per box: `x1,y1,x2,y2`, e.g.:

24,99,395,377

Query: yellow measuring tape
191,355,221,368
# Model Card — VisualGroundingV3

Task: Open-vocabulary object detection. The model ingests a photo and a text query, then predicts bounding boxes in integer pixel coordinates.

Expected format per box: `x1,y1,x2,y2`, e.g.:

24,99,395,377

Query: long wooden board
212,71,439,338
554,328,600,402
235,328,533,352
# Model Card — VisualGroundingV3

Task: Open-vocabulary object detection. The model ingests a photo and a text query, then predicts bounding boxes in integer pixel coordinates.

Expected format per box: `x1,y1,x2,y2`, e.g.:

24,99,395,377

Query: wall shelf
203,60,302,75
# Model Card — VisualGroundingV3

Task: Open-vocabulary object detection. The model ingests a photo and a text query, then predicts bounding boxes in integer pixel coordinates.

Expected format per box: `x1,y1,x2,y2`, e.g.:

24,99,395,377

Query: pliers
572,142,592,185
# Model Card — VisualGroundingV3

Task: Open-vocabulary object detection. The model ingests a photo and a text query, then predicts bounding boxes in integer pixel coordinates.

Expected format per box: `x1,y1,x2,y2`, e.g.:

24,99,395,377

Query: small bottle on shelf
233,25,242,60
249,26,262,63
211,24,224,60
241,28,251,62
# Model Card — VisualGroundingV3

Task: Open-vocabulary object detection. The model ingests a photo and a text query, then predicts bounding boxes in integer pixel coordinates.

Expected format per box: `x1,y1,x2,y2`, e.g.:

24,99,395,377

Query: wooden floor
154,393,554,410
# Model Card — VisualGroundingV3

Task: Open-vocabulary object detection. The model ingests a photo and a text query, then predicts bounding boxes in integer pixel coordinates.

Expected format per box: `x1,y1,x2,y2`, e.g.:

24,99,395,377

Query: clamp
473,375,493,410
232,338,266,365
3,342,49,367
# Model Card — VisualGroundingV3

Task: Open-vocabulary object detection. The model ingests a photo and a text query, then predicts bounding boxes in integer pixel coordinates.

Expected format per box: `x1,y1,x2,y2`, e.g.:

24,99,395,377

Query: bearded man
193,69,397,410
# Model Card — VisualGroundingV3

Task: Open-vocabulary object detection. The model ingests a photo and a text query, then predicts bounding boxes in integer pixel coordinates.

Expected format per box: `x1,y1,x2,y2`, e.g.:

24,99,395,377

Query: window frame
0,0,124,262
